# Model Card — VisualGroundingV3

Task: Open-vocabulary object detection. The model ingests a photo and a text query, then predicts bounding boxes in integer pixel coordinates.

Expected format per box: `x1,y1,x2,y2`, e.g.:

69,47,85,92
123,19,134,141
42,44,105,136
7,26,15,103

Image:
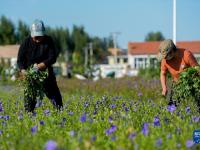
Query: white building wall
128,54,157,69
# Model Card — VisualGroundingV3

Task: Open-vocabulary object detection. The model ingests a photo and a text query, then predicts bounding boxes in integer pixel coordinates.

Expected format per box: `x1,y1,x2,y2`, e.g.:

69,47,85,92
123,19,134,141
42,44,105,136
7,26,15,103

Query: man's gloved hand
37,62,46,70
19,69,26,80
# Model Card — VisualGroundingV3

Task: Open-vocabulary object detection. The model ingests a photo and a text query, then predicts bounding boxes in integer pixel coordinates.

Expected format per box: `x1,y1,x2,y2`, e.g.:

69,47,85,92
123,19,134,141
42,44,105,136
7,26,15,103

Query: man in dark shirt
17,19,63,112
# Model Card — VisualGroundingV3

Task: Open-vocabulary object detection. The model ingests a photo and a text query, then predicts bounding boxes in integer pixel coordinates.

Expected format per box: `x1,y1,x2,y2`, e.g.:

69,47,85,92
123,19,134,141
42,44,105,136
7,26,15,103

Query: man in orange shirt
158,39,199,105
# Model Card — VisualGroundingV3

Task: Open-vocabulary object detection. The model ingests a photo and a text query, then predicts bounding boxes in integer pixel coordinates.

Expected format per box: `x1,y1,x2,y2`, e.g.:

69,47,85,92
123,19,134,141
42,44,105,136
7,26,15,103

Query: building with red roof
128,41,200,69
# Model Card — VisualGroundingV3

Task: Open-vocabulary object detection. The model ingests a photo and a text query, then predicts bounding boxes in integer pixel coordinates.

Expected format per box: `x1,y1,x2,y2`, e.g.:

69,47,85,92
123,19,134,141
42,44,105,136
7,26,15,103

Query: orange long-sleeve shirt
161,48,199,81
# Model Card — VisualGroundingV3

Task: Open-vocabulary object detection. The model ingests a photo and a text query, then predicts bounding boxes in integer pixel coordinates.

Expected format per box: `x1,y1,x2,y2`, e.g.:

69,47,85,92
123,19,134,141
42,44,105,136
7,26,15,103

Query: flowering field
0,77,199,150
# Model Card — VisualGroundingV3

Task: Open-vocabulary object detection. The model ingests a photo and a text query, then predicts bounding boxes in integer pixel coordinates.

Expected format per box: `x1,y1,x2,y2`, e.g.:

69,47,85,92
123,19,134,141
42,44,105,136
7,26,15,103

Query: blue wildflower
93,110,97,115
40,120,45,125
138,92,142,97
153,116,160,126
110,135,116,141
32,112,37,117
91,135,96,142
0,130,3,135
68,111,74,115
45,140,57,150
51,98,56,106
84,101,89,107
142,123,149,136
156,138,162,147
122,102,126,107
80,113,86,123
192,116,200,123
108,116,113,122
4,115,9,120
186,140,194,148
128,132,137,139
110,104,116,109
167,104,176,113
31,125,38,134
185,106,190,114
44,109,50,116
105,125,117,135
0,102,3,112
124,107,129,112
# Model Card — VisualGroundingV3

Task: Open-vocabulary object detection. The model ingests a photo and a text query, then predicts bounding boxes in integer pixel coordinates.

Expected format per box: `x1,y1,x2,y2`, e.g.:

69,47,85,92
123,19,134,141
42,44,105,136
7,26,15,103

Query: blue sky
0,0,200,49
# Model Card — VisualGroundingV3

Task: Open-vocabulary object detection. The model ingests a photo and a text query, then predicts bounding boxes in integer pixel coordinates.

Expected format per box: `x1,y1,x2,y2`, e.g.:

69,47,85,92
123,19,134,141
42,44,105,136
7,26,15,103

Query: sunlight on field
0,77,199,150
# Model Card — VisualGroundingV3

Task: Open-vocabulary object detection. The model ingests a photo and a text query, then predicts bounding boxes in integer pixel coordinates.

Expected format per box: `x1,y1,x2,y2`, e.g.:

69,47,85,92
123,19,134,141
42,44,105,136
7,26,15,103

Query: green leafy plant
22,65,48,102
173,66,200,104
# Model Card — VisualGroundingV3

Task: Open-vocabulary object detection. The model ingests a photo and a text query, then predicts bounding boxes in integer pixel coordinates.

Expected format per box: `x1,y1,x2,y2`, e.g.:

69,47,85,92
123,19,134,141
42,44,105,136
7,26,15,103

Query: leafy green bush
22,65,48,101
173,66,200,104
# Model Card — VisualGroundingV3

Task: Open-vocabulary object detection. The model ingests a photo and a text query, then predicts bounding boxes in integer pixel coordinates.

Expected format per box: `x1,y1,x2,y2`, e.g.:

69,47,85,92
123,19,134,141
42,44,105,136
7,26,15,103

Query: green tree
71,25,89,64
145,31,165,41
16,20,29,44
0,16,16,45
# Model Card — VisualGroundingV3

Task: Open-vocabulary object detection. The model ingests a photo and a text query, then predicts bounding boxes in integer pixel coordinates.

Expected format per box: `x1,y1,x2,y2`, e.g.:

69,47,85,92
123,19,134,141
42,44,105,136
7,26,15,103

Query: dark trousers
24,75,63,112
167,82,179,106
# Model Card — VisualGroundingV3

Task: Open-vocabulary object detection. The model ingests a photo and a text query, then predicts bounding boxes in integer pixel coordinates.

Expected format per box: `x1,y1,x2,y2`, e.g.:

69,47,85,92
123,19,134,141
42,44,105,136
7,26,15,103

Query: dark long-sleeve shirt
17,35,57,75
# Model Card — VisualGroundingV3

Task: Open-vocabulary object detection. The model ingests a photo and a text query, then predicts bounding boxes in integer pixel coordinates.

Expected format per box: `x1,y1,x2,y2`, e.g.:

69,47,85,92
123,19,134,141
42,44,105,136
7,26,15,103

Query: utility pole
173,0,176,45
111,32,120,64
84,46,88,70
89,42,93,66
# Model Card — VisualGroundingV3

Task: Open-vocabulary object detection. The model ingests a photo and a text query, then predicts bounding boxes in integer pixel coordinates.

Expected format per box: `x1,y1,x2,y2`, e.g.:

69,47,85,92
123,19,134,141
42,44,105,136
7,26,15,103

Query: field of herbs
0,77,199,150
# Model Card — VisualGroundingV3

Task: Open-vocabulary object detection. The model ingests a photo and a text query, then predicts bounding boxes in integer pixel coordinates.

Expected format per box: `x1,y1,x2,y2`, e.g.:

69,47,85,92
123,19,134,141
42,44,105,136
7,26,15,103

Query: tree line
0,16,115,73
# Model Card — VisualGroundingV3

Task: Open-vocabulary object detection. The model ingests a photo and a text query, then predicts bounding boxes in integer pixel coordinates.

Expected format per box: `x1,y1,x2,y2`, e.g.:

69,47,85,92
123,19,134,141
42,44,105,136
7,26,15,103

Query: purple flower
68,111,74,115
110,104,116,109
93,110,97,115
167,104,176,113
0,102,3,112
192,116,200,123
0,130,3,135
138,92,143,97
32,112,37,117
110,135,116,141
185,106,190,114
142,123,149,136
105,125,117,135
80,113,86,123
128,132,137,139
91,135,96,142
108,116,113,122
186,140,194,148
40,120,45,125
31,125,38,134
4,115,10,120
45,140,57,150
51,98,56,106
83,101,89,107
153,116,160,126
44,109,50,116
156,138,162,147
124,107,129,112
